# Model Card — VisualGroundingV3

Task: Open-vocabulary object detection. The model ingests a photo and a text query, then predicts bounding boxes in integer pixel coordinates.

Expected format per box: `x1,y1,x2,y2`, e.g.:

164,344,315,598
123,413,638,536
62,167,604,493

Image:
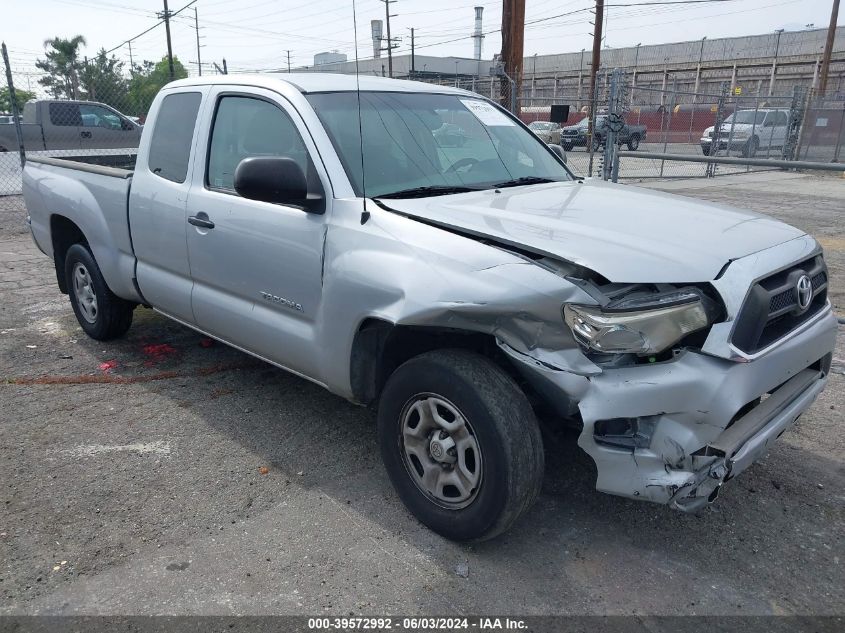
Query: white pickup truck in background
22,74,836,541
701,108,790,157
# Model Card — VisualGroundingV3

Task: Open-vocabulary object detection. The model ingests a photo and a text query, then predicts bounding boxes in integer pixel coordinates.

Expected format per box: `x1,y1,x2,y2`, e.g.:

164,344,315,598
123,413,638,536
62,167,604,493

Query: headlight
563,290,711,355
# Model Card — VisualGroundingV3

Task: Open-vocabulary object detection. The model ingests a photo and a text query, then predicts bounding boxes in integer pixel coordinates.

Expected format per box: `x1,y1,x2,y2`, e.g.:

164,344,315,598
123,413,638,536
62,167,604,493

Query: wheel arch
349,318,515,406
50,214,87,294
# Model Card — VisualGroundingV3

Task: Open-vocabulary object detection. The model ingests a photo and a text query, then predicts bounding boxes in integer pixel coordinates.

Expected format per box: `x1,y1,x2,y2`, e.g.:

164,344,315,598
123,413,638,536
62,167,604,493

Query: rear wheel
627,135,640,151
65,243,134,340
561,143,573,152
378,349,544,542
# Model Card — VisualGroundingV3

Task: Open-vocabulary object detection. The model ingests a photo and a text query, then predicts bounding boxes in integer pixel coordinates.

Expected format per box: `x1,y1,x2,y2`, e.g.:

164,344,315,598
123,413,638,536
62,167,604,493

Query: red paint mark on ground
9,360,261,386
99,360,118,372
142,343,177,362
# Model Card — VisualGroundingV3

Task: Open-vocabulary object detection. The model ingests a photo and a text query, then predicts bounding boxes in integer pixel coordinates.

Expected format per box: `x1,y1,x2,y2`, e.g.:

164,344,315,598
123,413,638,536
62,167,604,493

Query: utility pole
194,7,202,76
286,50,291,73
222,58,228,75
500,0,525,110
410,28,415,78
768,28,784,96
587,0,604,177
381,0,397,78
159,0,175,81
588,0,604,119
128,40,134,68
818,0,840,96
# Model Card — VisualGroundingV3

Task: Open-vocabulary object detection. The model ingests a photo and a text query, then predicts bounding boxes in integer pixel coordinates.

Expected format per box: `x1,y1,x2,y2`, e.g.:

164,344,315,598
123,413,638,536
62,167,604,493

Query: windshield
724,111,766,125
306,92,572,198
529,121,554,130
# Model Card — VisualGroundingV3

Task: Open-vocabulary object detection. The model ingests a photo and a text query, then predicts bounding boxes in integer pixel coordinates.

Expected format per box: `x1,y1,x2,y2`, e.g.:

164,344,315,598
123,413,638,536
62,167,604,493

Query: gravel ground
0,172,843,616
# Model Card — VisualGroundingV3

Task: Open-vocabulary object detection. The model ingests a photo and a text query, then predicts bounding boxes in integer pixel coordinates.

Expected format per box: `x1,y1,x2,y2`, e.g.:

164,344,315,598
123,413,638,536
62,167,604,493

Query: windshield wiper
376,185,479,199
491,176,556,189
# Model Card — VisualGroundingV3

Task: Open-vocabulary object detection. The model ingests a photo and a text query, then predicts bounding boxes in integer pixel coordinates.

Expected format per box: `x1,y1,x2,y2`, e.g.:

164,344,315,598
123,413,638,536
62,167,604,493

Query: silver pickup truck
23,74,836,541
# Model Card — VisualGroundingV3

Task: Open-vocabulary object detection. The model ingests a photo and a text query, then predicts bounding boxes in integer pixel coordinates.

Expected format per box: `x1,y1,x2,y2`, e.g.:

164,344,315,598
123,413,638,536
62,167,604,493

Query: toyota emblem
796,274,813,311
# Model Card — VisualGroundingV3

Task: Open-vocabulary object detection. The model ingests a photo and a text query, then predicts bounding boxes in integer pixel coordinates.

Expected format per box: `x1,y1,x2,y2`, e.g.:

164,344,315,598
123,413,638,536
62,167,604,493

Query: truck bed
23,155,140,303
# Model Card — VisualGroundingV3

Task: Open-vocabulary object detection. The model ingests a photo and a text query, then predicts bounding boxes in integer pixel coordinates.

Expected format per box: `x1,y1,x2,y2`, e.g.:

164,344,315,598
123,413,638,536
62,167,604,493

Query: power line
103,0,198,56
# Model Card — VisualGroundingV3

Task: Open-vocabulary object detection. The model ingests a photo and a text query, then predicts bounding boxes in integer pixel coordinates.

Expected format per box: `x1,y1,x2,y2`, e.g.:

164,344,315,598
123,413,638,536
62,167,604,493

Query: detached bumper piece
670,365,827,512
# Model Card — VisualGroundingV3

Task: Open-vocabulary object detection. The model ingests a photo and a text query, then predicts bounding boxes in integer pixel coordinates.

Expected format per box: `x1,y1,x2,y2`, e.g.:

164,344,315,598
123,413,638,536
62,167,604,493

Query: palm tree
36,35,87,99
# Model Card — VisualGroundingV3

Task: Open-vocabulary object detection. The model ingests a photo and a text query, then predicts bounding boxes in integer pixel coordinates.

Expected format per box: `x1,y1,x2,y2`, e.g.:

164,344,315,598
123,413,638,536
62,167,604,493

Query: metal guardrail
612,151,845,182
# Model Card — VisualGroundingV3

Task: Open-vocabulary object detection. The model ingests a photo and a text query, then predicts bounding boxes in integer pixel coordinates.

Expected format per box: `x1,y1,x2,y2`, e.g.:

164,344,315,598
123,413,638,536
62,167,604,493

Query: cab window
206,96,312,193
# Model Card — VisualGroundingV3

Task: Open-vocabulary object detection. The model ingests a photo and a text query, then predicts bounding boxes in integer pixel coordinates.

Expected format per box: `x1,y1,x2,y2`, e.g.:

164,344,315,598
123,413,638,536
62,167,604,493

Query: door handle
80,131,92,138
188,213,215,229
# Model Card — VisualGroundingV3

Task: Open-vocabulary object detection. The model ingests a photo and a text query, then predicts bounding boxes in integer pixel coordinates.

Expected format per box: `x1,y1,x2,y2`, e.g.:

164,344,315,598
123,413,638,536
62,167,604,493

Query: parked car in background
560,115,647,151
0,100,141,152
0,114,19,125
700,108,790,157
23,74,836,542
528,120,562,144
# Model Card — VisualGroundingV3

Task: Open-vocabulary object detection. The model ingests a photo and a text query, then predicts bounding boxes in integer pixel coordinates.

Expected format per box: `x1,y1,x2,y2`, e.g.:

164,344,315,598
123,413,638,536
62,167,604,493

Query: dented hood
379,179,805,283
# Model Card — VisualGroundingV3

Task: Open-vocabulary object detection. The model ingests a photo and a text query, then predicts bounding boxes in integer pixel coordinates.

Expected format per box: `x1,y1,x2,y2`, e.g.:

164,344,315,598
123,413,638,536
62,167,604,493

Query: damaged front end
497,239,837,512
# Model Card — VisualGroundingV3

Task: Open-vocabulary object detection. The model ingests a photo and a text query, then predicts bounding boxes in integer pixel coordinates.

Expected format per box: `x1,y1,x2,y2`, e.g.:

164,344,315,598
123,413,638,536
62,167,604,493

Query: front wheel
378,349,544,542
742,136,759,158
65,243,134,340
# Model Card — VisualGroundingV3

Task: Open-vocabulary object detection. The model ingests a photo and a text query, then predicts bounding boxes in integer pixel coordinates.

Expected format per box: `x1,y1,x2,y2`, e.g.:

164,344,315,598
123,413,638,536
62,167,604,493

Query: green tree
126,56,187,117
80,49,129,113
0,86,36,114
35,35,87,99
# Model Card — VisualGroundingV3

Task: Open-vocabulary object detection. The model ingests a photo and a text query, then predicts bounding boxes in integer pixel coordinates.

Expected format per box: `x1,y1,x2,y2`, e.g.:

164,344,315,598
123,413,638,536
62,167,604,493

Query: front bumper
701,137,750,152
577,307,836,510
502,301,836,512
560,135,587,147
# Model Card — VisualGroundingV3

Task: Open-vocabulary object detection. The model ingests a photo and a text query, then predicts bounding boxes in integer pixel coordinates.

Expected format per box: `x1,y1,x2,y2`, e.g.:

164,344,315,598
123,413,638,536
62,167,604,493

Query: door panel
185,89,329,379
78,103,141,150
129,90,205,323
45,102,83,150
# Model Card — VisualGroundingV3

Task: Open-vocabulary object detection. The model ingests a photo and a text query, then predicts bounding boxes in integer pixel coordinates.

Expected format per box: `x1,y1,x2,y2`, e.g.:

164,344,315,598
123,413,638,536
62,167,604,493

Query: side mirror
234,156,323,213
548,143,567,164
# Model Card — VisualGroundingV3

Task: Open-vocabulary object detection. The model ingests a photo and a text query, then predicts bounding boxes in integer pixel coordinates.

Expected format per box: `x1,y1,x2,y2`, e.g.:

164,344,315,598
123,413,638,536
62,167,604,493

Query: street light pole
531,52,537,105
632,42,640,87
694,36,705,92
577,48,585,108
769,28,784,96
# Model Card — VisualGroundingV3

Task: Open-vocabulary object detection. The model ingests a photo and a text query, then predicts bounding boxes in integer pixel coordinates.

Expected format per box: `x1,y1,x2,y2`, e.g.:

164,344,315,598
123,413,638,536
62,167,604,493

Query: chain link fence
1,43,144,216
2,41,843,217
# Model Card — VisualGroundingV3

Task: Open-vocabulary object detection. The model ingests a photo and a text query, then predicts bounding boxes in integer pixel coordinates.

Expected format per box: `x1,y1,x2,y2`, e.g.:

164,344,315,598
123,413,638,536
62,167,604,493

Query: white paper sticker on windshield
460,99,515,127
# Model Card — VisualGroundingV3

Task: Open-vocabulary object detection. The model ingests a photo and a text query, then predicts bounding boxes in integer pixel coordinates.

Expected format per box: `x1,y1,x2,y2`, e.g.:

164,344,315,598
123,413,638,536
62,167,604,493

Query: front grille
731,255,828,355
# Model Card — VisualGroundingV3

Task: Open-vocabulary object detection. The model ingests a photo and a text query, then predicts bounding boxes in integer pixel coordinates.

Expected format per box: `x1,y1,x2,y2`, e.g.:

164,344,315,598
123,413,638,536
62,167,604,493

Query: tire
627,135,640,151
561,143,573,152
377,349,544,542
591,136,602,152
742,136,758,158
64,243,134,340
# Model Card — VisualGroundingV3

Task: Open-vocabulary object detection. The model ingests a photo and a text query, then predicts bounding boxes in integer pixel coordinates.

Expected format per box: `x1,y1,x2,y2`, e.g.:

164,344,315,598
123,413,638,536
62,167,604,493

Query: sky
2,0,841,79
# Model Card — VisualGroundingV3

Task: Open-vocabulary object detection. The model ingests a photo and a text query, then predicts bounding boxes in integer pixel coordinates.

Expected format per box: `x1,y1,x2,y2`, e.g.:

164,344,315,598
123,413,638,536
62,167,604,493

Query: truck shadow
35,307,845,614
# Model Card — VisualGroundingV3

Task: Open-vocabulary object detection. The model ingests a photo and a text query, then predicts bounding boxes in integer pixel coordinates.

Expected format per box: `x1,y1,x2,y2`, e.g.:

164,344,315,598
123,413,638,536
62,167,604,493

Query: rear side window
148,92,202,183
49,102,82,127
